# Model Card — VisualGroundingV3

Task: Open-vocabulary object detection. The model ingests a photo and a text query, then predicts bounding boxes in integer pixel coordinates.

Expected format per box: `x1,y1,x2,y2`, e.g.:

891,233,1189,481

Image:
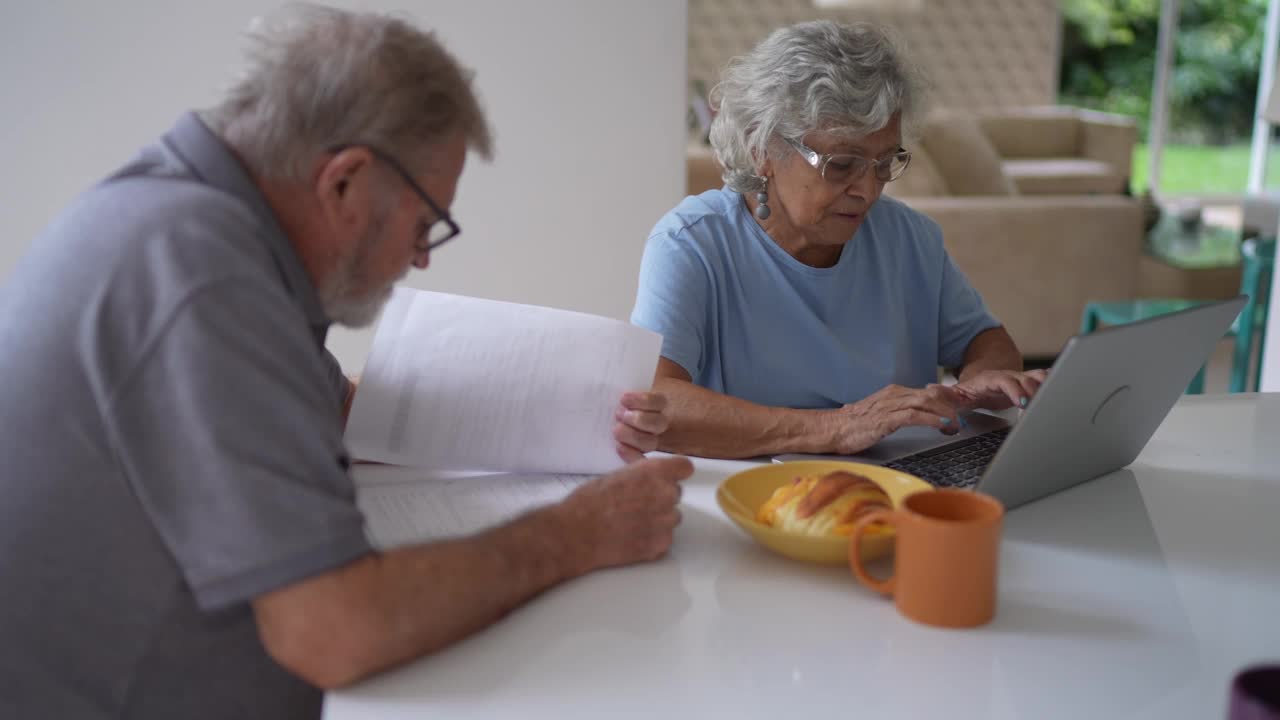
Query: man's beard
319,214,407,328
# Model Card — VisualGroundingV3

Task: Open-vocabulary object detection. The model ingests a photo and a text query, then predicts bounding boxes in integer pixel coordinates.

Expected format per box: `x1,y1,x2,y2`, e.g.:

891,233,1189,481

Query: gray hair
708,20,927,193
203,3,493,183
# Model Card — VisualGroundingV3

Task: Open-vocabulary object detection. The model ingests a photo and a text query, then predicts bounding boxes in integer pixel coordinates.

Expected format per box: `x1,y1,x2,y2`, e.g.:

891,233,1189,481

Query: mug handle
849,509,897,596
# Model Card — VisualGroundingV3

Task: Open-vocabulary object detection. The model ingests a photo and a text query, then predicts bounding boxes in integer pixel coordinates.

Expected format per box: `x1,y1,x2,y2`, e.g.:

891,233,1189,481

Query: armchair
977,106,1138,196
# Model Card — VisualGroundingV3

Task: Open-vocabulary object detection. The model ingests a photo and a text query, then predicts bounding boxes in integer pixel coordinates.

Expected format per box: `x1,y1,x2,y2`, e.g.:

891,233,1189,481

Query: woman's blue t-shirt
630,189,999,409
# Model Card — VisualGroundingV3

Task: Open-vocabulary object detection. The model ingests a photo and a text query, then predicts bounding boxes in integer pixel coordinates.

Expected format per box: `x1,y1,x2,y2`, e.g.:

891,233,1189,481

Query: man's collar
161,112,331,336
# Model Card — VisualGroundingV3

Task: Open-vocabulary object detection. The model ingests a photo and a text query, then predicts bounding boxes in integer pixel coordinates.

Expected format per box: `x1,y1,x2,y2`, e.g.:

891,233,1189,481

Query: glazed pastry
757,471,892,537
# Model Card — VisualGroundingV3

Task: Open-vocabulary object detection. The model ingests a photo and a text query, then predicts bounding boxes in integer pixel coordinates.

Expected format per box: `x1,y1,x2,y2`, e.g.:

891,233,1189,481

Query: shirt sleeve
320,348,352,408
629,232,712,379
103,279,372,611
936,250,1001,368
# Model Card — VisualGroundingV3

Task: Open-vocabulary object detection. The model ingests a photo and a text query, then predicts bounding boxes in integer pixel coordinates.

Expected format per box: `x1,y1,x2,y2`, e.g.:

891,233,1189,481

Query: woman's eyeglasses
784,137,912,185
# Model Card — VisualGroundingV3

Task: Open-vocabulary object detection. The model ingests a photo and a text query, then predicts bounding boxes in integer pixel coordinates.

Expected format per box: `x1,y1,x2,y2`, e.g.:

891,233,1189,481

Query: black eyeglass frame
328,143,461,251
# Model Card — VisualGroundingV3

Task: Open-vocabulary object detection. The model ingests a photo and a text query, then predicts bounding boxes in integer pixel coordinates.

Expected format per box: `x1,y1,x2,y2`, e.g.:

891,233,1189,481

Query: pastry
757,470,892,537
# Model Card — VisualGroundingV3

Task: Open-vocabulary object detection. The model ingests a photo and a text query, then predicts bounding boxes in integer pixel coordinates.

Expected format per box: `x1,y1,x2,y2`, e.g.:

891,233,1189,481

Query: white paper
347,464,504,487
345,288,662,475
353,464,594,549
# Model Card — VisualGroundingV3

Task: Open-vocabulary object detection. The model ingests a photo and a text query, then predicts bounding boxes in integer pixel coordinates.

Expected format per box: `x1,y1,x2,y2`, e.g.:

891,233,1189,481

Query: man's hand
952,369,1048,411
828,384,966,455
554,456,693,573
613,391,671,463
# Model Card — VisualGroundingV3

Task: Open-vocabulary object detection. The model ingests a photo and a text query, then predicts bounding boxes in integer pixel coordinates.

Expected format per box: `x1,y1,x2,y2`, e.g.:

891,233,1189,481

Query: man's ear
315,148,375,234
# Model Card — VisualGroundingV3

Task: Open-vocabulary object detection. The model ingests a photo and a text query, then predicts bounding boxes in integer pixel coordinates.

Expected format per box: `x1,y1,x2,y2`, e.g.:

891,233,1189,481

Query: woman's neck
743,192,842,268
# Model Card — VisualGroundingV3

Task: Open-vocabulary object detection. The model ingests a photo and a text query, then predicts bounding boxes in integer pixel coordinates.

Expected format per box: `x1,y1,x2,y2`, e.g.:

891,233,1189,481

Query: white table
325,394,1280,720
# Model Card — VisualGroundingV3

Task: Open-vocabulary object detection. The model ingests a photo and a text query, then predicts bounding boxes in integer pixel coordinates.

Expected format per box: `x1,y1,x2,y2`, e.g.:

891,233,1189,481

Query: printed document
353,465,593,548
345,288,661,475
344,288,660,543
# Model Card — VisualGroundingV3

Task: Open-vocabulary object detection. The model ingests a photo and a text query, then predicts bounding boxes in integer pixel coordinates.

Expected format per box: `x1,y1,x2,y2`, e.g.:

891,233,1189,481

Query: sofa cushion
884,144,949,197
920,113,1017,197
979,108,1082,158
1003,158,1127,195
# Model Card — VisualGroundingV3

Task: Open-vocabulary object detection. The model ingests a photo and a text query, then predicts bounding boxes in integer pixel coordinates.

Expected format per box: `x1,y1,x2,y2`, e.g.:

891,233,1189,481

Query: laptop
774,296,1247,510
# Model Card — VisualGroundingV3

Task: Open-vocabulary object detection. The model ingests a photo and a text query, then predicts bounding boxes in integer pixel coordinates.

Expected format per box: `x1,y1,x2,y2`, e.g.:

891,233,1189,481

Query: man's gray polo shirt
0,113,373,719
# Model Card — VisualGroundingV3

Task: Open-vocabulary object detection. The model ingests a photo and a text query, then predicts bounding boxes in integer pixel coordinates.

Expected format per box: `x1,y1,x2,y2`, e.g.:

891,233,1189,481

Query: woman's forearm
958,326,1023,381
654,376,838,458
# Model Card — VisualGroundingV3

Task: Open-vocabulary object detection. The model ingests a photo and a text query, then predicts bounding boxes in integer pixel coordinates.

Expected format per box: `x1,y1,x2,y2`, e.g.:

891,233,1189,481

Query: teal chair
1079,237,1275,394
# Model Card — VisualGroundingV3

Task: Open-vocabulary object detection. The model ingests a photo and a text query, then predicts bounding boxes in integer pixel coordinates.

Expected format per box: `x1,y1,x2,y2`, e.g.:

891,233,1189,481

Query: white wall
0,1,687,372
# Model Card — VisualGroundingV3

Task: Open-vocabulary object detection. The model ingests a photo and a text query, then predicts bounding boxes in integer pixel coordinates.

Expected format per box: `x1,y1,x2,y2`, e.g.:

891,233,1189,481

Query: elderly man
0,6,690,719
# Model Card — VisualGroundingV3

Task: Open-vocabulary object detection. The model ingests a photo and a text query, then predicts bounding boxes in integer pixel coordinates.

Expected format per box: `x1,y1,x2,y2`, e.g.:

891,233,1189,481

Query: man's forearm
358,505,585,674
654,376,837,458
254,504,584,689
957,326,1023,381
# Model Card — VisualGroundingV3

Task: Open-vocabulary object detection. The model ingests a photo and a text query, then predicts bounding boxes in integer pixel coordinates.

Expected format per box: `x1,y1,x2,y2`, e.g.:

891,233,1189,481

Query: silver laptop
775,296,1247,510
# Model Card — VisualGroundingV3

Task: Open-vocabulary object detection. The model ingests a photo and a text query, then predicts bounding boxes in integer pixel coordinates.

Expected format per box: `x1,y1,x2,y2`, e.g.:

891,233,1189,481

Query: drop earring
754,177,771,220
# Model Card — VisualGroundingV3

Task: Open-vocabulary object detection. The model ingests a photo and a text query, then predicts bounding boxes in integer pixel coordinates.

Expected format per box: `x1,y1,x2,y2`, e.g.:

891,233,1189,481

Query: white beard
324,282,394,328
319,216,406,328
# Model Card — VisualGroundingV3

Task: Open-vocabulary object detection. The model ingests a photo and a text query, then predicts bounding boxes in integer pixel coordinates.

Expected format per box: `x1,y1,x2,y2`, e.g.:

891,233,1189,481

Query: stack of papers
353,466,591,548
345,288,662,548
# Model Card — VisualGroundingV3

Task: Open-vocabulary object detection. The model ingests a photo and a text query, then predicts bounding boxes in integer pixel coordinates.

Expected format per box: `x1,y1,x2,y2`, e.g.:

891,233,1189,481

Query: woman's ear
757,156,773,180
754,134,780,179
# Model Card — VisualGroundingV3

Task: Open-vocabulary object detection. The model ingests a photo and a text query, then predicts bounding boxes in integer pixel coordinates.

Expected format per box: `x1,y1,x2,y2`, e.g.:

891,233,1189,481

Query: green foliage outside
1061,0,1268,145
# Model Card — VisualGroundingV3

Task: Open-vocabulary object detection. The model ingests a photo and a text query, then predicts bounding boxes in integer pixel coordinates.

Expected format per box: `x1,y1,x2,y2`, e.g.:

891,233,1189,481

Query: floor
1200,338,1236,393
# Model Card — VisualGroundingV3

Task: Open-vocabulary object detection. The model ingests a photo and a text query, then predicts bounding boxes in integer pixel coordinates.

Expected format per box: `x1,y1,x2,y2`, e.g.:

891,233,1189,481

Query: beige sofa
900,195,1144,357
892,109,1144,356
684,107,1145,357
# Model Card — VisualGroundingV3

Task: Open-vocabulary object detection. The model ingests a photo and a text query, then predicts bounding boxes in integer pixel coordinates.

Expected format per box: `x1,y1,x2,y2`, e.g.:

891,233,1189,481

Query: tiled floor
1200,338,1234,393
1200,336,1260,394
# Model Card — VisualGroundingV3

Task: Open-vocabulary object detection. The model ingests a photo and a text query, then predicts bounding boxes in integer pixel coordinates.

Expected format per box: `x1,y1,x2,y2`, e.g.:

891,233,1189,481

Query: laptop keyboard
884,426,1011,489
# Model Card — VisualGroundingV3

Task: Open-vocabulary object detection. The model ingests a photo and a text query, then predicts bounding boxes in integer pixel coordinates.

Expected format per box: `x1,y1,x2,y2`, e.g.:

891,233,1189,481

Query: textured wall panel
689,0,1061,111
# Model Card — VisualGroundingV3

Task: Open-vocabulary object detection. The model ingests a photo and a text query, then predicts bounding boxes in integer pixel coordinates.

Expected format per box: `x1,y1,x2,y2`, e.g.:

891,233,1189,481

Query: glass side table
1146,213,1241,269
1139,212,1243,299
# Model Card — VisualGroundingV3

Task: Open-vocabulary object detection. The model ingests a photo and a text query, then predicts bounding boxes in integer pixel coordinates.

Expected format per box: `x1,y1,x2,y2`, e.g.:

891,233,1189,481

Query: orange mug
849,489,1005,628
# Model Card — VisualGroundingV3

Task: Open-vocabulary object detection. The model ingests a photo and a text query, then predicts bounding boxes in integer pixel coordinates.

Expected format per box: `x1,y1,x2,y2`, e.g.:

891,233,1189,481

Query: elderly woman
631,20,1045,459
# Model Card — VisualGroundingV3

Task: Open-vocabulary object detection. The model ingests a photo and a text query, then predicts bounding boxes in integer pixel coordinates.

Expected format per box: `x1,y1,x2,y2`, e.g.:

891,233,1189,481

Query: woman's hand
952,369,1049,411
612,391,671,463
828,384,966,455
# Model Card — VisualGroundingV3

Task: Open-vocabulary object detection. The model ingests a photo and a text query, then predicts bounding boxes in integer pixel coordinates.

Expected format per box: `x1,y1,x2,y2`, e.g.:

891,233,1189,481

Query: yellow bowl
716,461,934,566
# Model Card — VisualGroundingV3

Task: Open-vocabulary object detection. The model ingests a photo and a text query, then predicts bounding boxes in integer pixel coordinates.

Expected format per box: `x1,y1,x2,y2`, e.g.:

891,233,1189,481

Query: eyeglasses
783,137,912,185
329,143,461,251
